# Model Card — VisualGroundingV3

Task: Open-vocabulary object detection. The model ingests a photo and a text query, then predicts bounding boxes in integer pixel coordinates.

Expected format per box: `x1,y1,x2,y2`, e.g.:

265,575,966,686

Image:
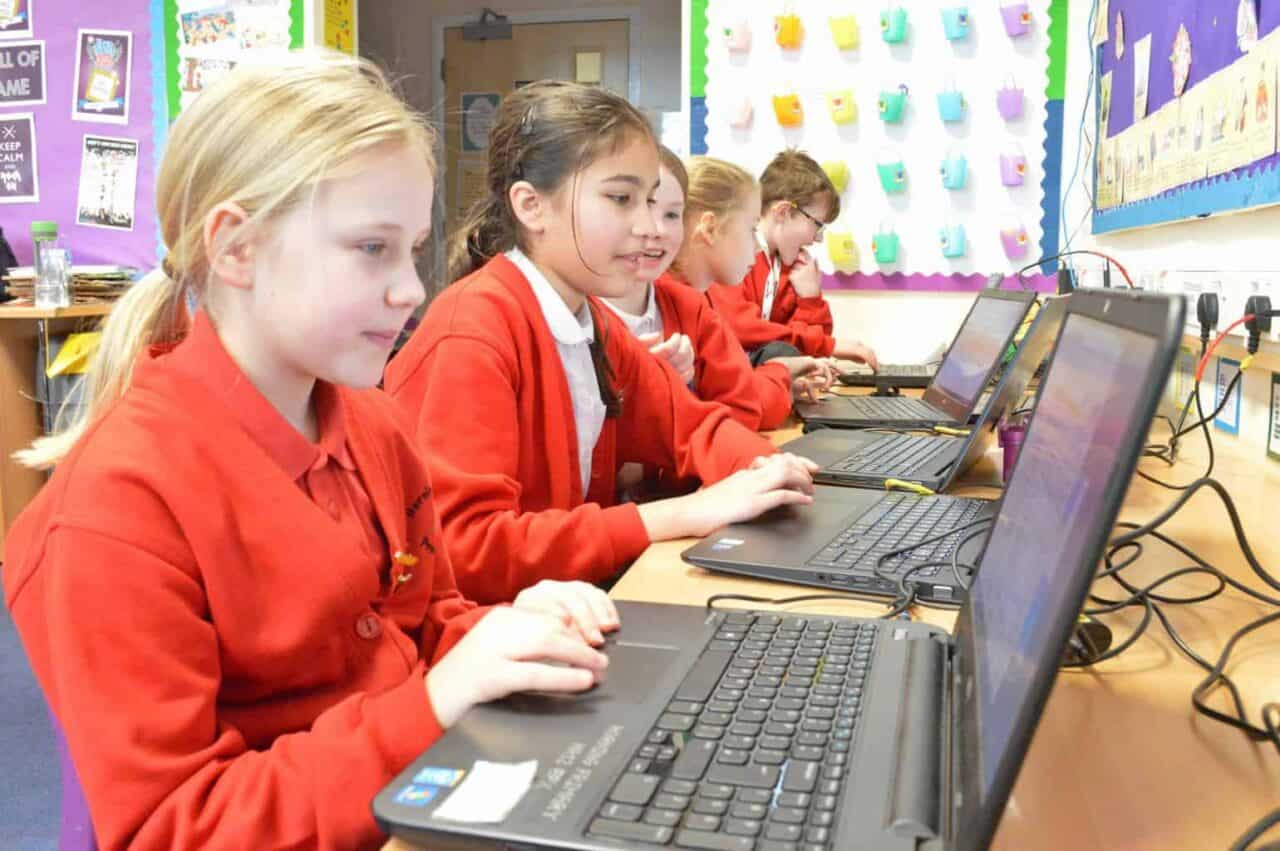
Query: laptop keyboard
878,364,934,377
827,434,954,478
840,396,937,421
588,611,876,850
807,492,985,577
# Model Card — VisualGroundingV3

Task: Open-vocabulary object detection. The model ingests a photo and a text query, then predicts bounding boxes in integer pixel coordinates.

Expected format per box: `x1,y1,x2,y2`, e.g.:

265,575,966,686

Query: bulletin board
1093,1,1280,233
689,0,1069,292
0,0,159,268
161,0,305,122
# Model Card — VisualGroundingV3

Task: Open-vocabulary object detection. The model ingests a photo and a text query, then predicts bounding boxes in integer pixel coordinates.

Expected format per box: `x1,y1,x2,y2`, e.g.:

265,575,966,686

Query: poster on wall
324,0,355,55
1133,33,1152,120
72,30,133,124
0,112,37,203
75,135,138,231
164,0,304,121
0,0,32,40
461,92,501,152
0,39,44,107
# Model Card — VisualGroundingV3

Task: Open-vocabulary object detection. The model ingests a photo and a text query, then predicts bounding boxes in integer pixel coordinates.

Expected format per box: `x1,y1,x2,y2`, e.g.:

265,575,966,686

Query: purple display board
1095,1,1280,232
1101,2,1280,136
1,0,156,268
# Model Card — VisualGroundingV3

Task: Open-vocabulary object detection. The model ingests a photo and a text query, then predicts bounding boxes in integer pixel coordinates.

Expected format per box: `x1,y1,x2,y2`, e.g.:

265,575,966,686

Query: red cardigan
652,274,793,430
4,316,490,851
384,254,775,604
708,250,836,356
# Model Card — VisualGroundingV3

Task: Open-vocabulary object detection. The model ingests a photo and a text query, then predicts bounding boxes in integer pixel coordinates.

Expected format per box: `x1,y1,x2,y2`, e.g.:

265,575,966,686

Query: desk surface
388,415,1280,850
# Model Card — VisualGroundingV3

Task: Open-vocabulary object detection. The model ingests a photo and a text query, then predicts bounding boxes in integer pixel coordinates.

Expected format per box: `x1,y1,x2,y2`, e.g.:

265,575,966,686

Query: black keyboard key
693,724,727,740
589,817,673,844
644,808,683,827
675,650,734,703
818,779,840,796
777,792,810,809
668,700,705,715
693,797,730,816
611,773,661,805
792,745,824,761
754,748,786,765
685,814,722,832
699,782,735,799
724,735,756,750
737,788,772,804
664,779,699,796
701,711,733,726
822,765,844,780
758,842,799,851
766,823,804,841
797,732,827,747
730,802,768,820
717,749,749,765
653,792,692,811
674,829,755,850
737,709,768,723
760,734,791,751
601,802,643,821
730,722,762,737
707,762,781,789
782,760,820,793
765,722,796,737
725,818,763,836
671,739,717,781
806,827,831,843
658,713,697,732
649,730,671,745
631,758,653,774
809,811,834,827
773,709,802,724
772,807,807,824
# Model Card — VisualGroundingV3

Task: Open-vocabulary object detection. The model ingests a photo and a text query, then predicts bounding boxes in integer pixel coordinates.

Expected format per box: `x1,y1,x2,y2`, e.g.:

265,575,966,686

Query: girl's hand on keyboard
681,454,818,537
426,607,609,728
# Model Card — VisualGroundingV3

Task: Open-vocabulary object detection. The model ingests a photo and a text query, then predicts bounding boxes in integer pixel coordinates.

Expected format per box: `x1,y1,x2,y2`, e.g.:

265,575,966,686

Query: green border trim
1045,0,1068,101
690,0,707,100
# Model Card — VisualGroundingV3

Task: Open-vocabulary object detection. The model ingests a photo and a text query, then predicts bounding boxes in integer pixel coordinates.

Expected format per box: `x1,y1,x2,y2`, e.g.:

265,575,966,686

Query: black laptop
782,296,1068,493
797,289,1036,429
373,289,1185,851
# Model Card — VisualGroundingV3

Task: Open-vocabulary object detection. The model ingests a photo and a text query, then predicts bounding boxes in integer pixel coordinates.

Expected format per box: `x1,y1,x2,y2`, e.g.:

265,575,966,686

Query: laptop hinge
886,634,946,841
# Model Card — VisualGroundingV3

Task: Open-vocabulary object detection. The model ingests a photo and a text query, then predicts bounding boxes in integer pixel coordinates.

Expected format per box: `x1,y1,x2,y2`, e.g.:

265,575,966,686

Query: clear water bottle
31,220,71,309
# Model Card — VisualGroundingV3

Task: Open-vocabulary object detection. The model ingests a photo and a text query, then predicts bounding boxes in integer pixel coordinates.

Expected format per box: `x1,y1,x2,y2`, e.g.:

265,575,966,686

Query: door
442,19,630,242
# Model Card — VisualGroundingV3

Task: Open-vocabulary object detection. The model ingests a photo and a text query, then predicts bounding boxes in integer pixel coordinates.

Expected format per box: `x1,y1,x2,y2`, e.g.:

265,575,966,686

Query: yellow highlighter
884,479,935,496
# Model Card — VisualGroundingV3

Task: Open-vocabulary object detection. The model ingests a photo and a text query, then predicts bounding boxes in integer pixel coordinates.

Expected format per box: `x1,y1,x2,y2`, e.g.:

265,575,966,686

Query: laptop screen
951,308,1165,844
927,296,1033,416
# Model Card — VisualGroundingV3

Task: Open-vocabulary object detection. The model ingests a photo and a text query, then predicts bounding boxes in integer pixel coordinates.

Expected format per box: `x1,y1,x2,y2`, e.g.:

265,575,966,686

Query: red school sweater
2,314,491,851
708,250,836,357
383,254,776,604
652,273,793,430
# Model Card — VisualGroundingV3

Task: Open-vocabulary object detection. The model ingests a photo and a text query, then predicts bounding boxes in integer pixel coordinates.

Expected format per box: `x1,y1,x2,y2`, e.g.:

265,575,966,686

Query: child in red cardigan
4,55,614,851
709,149,881,368
385,82,818,605
603,147,829,430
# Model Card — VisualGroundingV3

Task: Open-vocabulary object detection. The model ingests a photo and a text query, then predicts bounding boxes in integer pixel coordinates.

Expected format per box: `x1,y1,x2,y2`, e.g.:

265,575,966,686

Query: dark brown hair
448,80,656,283
758,148,841,223
449,81,656,418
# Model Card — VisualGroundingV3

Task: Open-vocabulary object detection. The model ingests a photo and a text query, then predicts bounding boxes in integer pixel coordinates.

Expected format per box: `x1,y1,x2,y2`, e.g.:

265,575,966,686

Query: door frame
432,7,643,218
432,7,644,112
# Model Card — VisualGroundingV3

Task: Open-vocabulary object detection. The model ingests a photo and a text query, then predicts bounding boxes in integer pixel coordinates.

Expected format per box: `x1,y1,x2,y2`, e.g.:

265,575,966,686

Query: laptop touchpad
502,641,680,711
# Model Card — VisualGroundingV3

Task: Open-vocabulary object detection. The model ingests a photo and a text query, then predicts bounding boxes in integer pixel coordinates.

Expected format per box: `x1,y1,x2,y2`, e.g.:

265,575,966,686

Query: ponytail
15,268,189,469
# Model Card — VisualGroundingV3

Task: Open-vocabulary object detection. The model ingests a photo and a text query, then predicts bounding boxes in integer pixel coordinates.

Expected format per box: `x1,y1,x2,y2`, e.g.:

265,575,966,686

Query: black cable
873,517,992,613
1230,808,1280,851
1135,353,1241,491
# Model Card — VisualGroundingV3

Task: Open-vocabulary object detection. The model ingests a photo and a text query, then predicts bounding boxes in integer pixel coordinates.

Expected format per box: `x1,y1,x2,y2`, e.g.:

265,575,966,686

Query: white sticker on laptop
431,760,538,824
711,537,745,551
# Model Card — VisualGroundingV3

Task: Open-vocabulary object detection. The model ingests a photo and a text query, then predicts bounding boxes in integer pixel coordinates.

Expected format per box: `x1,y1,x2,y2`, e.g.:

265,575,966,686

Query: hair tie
161,257,178,280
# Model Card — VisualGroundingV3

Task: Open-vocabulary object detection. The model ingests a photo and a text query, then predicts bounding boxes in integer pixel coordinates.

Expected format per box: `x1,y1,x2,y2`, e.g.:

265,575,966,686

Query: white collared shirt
602,284,665,340
756,231,781,321
507,248,605,496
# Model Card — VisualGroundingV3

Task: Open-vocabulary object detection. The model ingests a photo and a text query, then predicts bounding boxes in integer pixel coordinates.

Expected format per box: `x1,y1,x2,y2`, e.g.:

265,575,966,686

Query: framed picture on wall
0,0,33,40
0,112,38,203
72,29,133,125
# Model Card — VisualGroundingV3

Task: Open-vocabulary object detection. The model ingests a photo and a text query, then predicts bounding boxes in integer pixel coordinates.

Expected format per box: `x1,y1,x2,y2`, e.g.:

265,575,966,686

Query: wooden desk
388,413,1280,850
0,301,113,547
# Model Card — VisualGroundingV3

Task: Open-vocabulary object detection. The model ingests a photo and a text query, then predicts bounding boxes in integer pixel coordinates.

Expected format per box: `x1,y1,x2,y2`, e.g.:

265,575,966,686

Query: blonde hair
759,148,840,222
668,156,757,281
18,51,435,469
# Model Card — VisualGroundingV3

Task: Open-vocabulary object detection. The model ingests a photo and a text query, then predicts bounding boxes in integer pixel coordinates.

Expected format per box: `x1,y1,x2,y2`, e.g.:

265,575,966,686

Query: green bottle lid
30,221,58,239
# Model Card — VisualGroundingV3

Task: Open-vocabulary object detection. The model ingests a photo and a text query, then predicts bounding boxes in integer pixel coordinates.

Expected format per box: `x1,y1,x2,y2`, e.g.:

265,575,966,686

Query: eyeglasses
792,204,827,237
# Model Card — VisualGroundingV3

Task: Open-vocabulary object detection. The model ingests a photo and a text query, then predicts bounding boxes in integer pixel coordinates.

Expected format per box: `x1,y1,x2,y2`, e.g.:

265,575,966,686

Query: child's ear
695,210,719,244
509,180,546,235
768,200,793,222
203,201,255,290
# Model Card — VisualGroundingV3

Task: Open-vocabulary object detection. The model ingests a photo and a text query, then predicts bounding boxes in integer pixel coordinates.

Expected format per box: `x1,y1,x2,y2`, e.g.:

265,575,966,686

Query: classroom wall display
692,0,1066,291
161,0,304,122
0,39,44,107
0,0,157,267
0,0,33,40
1093,2,1280,233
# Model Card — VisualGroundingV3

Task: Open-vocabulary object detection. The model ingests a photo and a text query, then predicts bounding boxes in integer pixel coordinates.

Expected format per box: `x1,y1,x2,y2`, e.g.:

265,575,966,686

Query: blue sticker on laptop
413,766,466,787
395,784,441,807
